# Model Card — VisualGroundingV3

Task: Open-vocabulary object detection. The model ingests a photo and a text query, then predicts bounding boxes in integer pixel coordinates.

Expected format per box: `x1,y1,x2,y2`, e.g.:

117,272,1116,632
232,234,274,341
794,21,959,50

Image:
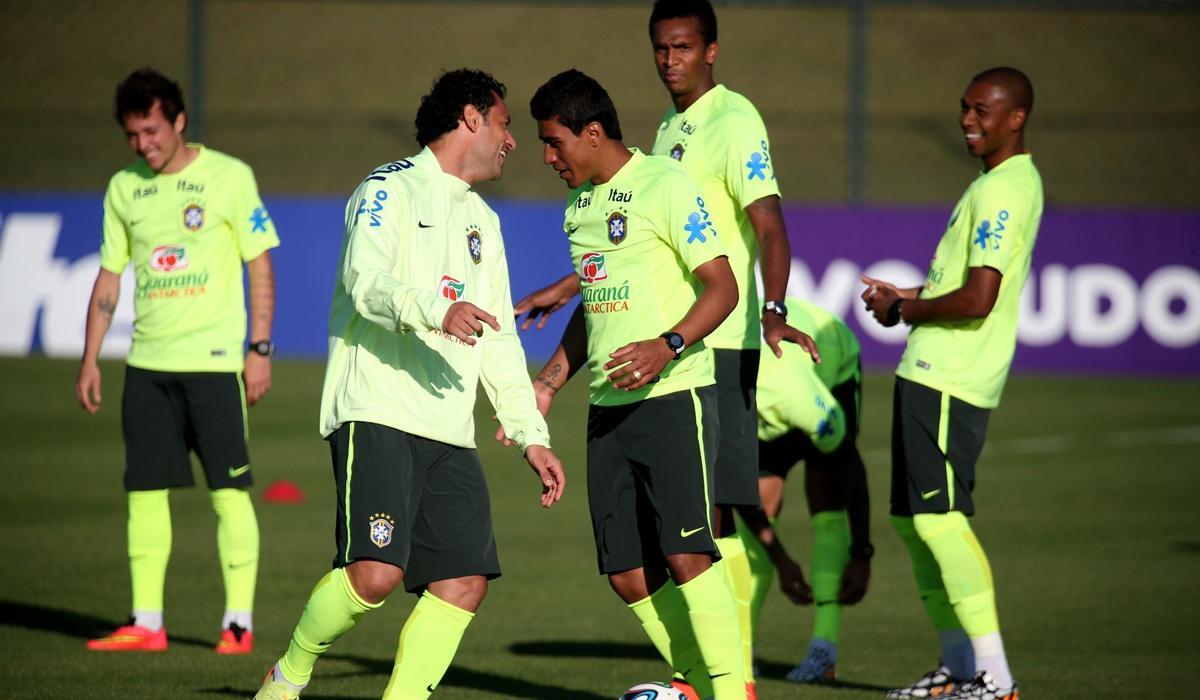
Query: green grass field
0,357,1197,699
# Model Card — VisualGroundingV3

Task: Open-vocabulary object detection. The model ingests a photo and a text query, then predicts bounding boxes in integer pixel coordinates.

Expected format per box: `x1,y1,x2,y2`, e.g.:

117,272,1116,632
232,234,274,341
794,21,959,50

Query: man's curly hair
415,69,507,147
114,68,186,127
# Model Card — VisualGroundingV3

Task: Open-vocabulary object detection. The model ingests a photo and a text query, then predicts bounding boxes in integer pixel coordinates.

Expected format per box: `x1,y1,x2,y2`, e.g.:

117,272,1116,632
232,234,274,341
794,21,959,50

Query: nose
543,143,556,166
960,108,974,130
506,131,516,152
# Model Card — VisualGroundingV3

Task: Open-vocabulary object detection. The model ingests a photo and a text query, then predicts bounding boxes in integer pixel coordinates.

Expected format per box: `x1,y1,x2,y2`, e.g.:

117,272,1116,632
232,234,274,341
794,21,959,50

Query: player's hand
860,275,908,299
838,557,871,605
495,386,555,447
75,361,102,415
443,302,500,345
762,312,821,363
861,278,902,327
776,557,814,605
514,277,577,331
243,352,272,406
604,338,673,391
524,444,566,508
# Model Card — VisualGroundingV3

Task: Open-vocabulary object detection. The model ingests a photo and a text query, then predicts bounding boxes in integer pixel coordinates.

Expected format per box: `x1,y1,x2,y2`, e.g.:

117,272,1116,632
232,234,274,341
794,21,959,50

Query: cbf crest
183,204,204,232
669,143,686,161
466,228,482,265
607,211,628,245
368,513,395,548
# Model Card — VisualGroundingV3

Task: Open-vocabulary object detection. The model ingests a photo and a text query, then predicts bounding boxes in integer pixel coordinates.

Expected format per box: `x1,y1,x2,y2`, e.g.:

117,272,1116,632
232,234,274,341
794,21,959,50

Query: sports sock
128,489,171,622
279,568,381,686
629,583,714,698
912,513,1011,689
221,610,253,632
132,610,163,632
210,488,259,617
810,510,851,644
382,590,474,699
892,515,972,678
678,564,745,700
715,533,755,684
735,516,774,639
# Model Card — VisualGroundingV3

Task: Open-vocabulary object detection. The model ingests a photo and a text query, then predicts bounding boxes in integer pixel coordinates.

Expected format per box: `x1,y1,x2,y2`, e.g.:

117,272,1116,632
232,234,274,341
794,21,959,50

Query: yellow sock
629,584,714,697
678,565,745,700
383,591,474,699
716,533,755,683
280,568,380,686
210,488,259,613
736,515,775,639
128,490,171,614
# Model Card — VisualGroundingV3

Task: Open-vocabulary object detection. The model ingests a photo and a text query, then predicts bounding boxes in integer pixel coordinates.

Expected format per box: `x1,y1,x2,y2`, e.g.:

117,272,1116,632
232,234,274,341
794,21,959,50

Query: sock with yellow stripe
810,510,851,644
128,489,171,628
628,583,714,698
892,515,973,678
678,564,745,700
210,488,259,626
913,512,1012,690
383,590,474,699
737,515,775,640
716,534,755,684
279,567,381,686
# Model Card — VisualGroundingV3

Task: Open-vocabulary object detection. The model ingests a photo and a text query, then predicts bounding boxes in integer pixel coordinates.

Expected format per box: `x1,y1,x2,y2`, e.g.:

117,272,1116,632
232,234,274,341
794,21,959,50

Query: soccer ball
618,682,687,700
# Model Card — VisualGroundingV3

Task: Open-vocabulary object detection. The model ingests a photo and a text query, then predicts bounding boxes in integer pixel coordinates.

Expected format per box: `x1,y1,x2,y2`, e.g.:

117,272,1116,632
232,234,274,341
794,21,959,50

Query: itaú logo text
782,258,1200,349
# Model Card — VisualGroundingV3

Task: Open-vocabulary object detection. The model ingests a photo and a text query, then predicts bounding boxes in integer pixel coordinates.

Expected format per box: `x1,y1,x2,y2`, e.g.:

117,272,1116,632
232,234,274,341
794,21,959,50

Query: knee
912,512,969,541
427,576,488,613
346,560,404,604
608,569,652,603
665,552,713,586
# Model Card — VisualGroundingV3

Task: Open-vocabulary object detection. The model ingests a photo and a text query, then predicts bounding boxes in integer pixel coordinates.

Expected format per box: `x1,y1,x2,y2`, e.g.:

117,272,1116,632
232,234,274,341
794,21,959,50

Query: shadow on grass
200,650,613,699
511,639,893,694
0,599,212,649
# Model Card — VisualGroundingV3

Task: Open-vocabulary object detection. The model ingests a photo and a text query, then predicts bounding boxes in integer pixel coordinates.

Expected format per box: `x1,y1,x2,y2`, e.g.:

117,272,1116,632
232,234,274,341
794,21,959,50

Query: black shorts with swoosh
585,386,720,574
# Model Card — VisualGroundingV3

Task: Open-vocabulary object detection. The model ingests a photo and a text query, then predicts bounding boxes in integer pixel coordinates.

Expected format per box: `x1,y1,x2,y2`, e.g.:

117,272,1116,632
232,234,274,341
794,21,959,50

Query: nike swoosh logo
228,465,251,478
680,526,705,538
921,489,941,500
418,221,435,228
566,225,579,234
709,672,731,680
427,684,436,692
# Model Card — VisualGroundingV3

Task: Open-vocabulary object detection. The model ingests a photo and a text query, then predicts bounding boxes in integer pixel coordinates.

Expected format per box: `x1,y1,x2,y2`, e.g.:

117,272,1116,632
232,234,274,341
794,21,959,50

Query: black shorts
121,366,251,492
889,376,990,517
329,421,500,593
586,387,719,574
712,349,760,507
759,373,862,477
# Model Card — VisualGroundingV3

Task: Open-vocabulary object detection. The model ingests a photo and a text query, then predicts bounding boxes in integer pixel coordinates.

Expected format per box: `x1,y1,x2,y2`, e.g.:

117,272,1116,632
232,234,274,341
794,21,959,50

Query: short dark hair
114,68,186,127
414,69,507,147
649,0,718,45
529,69,623,141
971,66,1034,115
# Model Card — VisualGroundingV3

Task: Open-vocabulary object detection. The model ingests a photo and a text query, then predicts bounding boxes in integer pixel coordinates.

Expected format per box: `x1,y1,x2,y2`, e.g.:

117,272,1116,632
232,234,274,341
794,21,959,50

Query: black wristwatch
849,542,875,561
885,299,904,327
763,300,788,319
249,339,275,357
660,331,685,360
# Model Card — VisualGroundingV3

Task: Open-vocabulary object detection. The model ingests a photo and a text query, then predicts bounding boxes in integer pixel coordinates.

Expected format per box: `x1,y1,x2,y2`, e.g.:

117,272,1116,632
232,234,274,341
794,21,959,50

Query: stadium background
1,1,1198,698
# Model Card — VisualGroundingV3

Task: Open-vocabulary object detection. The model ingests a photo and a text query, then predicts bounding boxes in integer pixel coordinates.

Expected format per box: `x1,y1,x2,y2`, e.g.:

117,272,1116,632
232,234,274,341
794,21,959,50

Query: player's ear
705,41,719,66
462,104,483,133
1008,107,1027,133
586,122,602,148
173,110,187,136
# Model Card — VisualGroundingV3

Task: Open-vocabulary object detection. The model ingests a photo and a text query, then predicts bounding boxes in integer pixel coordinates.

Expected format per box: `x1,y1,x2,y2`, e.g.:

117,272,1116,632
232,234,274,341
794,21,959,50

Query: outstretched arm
513,273,580,330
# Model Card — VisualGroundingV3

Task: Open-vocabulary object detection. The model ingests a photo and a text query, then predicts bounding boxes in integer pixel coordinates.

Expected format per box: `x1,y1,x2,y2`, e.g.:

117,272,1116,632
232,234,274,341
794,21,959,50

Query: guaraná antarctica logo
150,245,188,272
438,274,466,301
580,252,608,284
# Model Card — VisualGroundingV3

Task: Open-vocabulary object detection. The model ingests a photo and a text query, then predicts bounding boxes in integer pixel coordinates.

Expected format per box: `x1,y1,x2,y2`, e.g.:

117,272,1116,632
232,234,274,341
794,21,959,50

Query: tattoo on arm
537,363,563,390
98,296,116,319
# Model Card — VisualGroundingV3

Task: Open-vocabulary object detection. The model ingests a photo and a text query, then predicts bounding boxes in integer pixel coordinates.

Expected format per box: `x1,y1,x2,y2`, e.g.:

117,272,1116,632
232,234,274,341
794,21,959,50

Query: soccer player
736,298,873,684
513,3,816,694
862,67,1040,700
524,69,745,700
253,69,565,700
76,68,277,655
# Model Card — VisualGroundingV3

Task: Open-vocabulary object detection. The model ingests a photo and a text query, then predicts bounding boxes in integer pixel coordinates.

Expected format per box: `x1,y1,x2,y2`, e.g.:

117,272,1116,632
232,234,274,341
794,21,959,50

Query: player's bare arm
494,305,585,448
513,272,579,330
862,267,1001,327
76,268,121,415
737,504,814,605
838,456,872,605
605,255,737,391
244,251,274,406
746,195,820,362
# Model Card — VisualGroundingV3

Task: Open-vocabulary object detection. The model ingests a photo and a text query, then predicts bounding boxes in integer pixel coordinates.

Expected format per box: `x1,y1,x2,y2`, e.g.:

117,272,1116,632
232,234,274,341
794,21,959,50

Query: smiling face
473,93,517,181
959,79,1025,170
651,16,717,109
538,117,597,189
123,100,187,174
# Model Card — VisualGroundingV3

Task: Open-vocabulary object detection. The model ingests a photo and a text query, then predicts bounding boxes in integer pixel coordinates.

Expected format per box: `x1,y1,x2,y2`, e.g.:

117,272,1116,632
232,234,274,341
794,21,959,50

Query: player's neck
590,143,633,186
158,144,199,175
428,141,477,187
672,78,716,113
982,138,1025,172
